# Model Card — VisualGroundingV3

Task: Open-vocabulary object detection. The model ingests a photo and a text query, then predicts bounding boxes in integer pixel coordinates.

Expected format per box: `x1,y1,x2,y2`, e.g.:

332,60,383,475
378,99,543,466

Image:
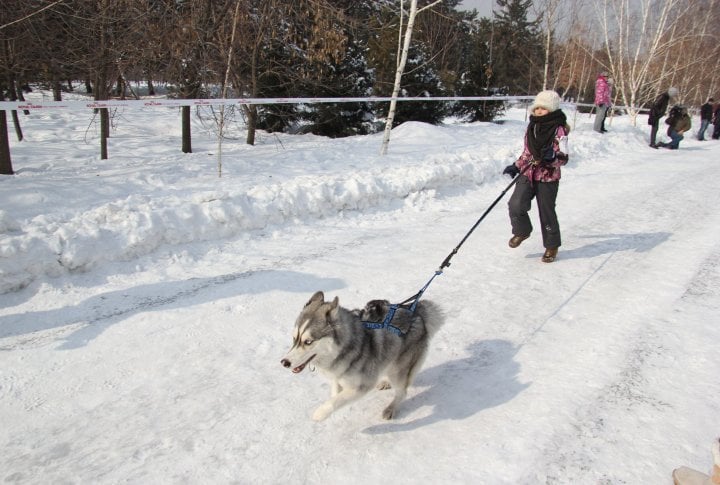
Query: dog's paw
312,404,333,422
382,405,395,420
376,380,392,391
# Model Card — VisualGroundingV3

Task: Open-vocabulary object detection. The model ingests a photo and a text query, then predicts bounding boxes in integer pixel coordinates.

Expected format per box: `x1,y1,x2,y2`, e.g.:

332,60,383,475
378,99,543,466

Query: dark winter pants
593,105,608,132
698,119,710,140
649,120,660,146
508,176,561,249
666,129,684,149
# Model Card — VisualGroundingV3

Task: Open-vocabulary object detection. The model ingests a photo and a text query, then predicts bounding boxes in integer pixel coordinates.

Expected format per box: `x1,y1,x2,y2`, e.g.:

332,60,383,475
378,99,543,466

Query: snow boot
508,235,529,248
672,437,720,484
541,248,558,263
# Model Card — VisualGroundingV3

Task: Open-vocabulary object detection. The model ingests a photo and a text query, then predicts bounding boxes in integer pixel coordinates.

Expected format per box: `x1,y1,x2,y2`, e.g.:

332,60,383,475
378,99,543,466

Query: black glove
541,146,556,164
503,164,519,177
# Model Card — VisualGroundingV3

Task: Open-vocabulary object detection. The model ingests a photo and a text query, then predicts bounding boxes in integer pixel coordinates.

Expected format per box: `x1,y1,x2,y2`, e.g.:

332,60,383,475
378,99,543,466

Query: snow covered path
1,107,719,484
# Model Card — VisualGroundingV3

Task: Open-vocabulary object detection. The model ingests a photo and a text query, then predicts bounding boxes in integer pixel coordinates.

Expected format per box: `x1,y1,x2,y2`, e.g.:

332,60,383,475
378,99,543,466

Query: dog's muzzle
281,354,315,373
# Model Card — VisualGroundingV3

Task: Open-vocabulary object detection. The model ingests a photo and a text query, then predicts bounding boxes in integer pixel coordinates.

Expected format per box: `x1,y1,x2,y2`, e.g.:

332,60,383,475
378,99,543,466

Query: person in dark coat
648,87,678,148
698,98,714,141
713,102,720,140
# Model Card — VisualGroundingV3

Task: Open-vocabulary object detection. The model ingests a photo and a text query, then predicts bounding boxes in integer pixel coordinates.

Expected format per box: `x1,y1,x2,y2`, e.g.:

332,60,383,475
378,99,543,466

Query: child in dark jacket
657,105,691,149
502,90,570,263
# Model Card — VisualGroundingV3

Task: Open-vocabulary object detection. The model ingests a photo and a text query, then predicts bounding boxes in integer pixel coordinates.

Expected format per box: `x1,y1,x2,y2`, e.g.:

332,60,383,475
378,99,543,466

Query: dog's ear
329,296,340,319
306,291,325,307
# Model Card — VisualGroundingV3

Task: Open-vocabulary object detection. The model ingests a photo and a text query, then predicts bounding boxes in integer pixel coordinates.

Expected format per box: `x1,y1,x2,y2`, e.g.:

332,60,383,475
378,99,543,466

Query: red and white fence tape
0,95,646,114
0,95,536,111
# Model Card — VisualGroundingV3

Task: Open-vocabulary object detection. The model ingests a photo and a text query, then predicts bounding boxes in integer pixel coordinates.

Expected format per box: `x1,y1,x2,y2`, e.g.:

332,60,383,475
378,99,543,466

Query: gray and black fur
281,291,444,421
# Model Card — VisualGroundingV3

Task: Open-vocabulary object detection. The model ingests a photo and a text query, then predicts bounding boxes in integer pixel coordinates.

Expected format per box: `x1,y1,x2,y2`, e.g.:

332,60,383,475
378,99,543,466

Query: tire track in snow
519,155,720,484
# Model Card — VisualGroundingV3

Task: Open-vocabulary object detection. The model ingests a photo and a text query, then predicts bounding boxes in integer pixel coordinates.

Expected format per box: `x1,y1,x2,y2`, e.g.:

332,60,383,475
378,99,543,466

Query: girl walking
502,90,570,263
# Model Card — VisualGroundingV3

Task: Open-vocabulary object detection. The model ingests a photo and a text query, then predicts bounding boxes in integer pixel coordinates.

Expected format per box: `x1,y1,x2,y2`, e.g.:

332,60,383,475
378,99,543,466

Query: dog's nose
281,359,291,368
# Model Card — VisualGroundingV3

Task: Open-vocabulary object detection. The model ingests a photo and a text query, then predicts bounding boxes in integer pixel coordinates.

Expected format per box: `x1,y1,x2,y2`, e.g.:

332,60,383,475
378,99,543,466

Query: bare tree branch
0,0,65,31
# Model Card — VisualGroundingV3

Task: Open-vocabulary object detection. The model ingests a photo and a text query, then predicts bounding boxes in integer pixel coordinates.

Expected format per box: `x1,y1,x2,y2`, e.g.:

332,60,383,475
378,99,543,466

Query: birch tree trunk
380,0,443,155
537,0,562,91
217,0,242,178
550,2,586,95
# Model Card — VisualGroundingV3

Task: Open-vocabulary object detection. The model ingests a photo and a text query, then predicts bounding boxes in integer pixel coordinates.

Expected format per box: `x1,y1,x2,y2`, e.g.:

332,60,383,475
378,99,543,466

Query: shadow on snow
363,339,529,434
0,270,345,349
525,231,671,260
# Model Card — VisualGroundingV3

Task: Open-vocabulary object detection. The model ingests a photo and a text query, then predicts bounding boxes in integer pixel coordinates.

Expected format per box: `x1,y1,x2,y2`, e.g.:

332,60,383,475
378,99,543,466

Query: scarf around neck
526,109,567,160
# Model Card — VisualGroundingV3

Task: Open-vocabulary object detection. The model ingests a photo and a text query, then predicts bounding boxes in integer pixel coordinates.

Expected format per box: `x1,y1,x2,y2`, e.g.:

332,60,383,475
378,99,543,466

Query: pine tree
375,40,448,127
303,40,376,137
452,16,505,122
490,0,543,95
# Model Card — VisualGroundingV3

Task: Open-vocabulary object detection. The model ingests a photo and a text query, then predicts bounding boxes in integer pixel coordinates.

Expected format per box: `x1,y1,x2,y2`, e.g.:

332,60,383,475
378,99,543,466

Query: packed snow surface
1,93,719,484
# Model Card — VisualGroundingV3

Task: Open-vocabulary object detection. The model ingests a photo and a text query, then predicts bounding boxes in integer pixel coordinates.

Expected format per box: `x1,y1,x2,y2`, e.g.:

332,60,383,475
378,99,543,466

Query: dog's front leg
312,387,367,421
382,385,408,420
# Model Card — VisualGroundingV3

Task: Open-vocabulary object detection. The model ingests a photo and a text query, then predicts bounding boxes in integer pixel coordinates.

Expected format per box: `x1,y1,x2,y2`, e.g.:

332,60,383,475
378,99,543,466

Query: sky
458,0,548,23
459,0,494,16
1,89,719,484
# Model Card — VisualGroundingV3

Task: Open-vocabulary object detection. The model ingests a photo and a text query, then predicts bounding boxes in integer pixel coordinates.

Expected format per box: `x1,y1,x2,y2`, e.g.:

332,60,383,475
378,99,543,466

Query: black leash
438,170,525,271
363,168,528,334
402,169,527,310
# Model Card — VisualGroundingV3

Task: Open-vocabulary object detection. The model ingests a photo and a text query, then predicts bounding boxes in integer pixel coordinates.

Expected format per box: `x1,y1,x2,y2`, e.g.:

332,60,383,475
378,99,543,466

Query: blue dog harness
361,270,442,337
362,304,404,336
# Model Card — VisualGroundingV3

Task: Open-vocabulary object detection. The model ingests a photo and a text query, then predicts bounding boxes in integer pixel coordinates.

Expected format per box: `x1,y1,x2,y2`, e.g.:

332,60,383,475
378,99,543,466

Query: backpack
666,105,682,125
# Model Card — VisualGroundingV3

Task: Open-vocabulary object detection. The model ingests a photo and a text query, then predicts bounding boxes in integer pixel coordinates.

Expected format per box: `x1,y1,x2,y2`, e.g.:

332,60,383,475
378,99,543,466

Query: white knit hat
668,87,678,97
530,90,561,112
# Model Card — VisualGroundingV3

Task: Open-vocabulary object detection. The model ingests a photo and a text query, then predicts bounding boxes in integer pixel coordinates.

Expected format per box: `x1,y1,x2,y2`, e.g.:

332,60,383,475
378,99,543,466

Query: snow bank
1,113,517,293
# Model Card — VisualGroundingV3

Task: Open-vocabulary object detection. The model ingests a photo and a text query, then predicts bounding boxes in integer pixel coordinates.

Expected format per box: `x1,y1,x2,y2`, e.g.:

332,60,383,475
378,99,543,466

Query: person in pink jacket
502,90,570,263
594,72,611,133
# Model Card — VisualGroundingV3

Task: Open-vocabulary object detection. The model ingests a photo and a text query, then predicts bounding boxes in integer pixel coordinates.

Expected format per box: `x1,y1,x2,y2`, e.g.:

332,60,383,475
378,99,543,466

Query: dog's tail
414,300,445,337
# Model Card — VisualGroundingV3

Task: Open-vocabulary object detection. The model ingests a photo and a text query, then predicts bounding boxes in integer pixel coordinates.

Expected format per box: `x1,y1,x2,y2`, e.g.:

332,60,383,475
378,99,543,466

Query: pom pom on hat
530,90,561,112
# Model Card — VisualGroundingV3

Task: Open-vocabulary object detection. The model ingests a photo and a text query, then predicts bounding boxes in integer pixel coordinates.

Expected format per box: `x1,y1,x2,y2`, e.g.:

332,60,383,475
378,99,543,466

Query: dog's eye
304,338,313,346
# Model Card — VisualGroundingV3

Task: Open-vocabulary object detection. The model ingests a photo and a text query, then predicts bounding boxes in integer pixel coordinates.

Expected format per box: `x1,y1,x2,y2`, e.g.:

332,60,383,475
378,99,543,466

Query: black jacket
701,102,713,121
648,93,670,125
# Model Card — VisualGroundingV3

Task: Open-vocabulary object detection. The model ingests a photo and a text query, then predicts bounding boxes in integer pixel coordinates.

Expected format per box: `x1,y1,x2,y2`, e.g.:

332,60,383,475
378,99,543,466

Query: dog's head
281,291,340,374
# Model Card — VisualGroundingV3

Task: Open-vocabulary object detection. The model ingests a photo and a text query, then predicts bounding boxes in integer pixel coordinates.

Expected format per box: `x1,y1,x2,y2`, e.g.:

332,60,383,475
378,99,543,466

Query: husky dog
281,291,444,421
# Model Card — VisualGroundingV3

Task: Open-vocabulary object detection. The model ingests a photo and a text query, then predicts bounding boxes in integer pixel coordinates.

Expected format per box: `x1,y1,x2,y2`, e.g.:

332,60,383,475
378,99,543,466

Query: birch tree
551,5,604,103
592,0,682,124
216,0,242,178
535,0,563,90
659,0,717,103
380,0,443,156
